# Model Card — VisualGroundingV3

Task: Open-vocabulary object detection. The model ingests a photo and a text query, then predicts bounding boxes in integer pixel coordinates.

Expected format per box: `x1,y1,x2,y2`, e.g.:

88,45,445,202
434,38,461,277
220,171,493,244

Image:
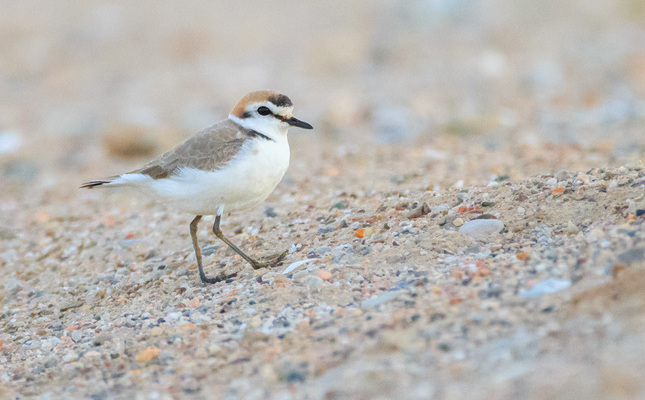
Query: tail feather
80,176,119,189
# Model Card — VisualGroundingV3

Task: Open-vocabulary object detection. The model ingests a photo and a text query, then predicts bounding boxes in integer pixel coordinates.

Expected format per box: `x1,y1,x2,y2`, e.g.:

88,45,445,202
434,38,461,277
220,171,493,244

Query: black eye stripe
257,106,271,116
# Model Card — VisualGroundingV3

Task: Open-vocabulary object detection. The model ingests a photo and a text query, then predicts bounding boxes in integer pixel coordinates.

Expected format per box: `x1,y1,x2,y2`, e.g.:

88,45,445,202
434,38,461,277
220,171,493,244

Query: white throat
228,114,289,141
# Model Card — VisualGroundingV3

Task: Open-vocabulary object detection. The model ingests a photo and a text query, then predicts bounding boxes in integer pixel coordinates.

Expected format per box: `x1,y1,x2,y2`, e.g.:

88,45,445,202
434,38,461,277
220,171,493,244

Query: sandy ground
1,1,645,399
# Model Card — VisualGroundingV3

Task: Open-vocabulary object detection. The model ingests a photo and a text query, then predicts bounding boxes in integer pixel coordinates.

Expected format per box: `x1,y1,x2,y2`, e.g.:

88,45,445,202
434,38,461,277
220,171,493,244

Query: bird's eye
257,106,271,116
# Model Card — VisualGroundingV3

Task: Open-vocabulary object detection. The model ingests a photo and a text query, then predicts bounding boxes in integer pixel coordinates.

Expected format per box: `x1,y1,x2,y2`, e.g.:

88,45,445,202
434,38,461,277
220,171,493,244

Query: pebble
317,270,332,281
93,332,112,346
63,353,79,363
407,202,431,219
459,219,505,239
135,347,160,364
452,218,464,227
574,172,590,183
317,246,332,255
307,276,324,286
555,170,572,181
70,330,82,343
186,297,200,309
0,131,22,155
608,180,618,190
166,312,180,322
355,227,373,238
546,177,558,186
362,291,402,307
432,204,449,213
520,279,571,298
566,221,580,235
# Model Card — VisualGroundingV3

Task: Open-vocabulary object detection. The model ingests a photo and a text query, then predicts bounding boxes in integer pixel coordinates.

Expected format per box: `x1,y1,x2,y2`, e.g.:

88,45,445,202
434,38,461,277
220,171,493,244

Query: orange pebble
317,270,332,281
516,252,529,261
135,347,160,364
551,187,565,196
186,297,199,309
355,228,365,238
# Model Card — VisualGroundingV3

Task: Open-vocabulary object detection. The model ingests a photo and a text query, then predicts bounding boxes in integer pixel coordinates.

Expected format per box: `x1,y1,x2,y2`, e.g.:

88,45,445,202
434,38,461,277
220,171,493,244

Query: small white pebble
459,219,505,239
166,312,180,322
431,204,449,213
566,221,580,235
517,207,526,214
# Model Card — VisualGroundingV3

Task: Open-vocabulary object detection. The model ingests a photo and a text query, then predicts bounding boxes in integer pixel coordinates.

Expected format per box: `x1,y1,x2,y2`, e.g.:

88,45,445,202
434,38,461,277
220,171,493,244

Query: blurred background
1,0,644,195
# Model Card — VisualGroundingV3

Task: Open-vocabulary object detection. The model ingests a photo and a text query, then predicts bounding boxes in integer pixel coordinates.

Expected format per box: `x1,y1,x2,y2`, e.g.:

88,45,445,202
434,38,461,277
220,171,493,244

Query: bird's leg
190,215,229,284
212,214,283,270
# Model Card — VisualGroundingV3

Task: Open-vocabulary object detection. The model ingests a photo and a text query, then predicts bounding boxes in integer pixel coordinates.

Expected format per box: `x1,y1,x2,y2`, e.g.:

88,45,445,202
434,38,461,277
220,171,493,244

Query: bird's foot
250,250,288,270
200,270,238,284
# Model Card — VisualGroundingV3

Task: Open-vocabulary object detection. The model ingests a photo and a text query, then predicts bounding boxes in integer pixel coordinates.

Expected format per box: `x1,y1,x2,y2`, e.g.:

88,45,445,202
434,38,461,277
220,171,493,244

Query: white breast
117,137,290,216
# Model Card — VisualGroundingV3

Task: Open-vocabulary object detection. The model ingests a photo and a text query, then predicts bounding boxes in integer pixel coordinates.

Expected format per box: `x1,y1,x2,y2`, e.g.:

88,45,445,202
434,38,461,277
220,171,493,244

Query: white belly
118,138,290,215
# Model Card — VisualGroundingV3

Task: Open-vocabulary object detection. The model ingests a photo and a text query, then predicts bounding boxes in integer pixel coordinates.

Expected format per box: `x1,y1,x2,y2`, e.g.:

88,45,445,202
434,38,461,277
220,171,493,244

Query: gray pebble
362,291,402,307
459,219,505,239
317,246,332,255
555,170,572,181
520,279,571,298
307,276,324,286
93,332,112,346
71,330,82,343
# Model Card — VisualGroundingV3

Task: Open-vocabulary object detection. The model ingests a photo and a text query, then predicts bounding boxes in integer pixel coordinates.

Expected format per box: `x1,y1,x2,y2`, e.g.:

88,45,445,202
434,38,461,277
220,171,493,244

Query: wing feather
132,119,249,179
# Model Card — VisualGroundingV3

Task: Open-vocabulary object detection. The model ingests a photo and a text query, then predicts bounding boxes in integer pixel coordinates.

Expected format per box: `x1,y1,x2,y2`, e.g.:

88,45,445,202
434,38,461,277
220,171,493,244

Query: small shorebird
81,90,313,284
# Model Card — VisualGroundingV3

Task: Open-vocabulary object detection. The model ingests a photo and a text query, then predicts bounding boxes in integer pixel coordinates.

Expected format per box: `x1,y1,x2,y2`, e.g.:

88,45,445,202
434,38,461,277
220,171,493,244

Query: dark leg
212,214,286,270
190,215,228,284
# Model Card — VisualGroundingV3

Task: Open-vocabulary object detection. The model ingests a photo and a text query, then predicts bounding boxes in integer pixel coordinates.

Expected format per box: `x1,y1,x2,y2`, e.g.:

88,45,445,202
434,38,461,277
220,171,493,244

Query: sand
1,1,645,399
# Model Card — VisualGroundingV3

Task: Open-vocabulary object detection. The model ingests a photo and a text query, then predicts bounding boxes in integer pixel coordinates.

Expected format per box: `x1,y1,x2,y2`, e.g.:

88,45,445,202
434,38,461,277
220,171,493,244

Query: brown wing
133,119,250,179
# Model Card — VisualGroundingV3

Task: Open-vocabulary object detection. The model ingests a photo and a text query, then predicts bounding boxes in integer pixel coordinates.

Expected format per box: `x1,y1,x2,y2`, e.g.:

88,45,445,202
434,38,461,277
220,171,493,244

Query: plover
81,90,313,283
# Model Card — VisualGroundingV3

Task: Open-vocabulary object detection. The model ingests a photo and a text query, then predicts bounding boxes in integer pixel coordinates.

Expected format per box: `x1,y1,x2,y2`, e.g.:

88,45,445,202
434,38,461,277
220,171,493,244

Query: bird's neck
228,115,288,142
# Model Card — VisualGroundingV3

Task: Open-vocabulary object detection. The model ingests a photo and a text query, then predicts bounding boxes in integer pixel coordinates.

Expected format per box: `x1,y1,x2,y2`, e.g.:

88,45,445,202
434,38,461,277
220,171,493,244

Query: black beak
285,116,313,129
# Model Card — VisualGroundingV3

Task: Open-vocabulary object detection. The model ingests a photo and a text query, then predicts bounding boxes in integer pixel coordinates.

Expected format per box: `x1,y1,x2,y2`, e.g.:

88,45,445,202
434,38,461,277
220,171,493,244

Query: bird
81,90,313,284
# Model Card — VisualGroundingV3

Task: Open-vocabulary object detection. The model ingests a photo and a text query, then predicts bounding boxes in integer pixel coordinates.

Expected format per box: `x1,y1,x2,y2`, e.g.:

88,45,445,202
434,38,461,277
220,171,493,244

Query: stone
459,219,504,239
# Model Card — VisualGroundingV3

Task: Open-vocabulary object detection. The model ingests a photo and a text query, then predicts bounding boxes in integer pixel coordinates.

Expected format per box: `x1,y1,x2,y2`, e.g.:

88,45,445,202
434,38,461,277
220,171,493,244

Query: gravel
1,1,645,399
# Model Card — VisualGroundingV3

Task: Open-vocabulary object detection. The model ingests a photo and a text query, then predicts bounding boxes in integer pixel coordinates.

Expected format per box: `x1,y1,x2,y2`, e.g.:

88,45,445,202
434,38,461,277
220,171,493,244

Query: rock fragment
459,219,504,239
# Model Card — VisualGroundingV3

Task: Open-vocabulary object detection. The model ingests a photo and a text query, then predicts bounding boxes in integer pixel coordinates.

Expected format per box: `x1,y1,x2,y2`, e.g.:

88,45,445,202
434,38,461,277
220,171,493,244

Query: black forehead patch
268,94,293,108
